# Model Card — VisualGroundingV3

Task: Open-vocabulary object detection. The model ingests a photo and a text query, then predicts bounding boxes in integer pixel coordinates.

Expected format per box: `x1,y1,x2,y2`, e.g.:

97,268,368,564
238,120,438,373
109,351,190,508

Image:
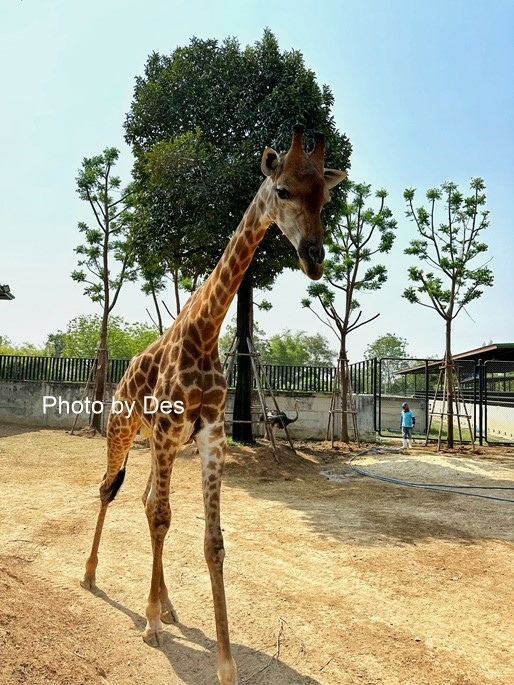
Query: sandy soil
0,424,513,685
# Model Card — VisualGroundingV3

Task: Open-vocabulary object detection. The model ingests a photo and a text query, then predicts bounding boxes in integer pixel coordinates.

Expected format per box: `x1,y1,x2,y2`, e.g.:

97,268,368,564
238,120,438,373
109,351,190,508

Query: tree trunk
445,319,454,449
91,310,109,434
338,339,350,443
150,284,164,335
232,269,254,444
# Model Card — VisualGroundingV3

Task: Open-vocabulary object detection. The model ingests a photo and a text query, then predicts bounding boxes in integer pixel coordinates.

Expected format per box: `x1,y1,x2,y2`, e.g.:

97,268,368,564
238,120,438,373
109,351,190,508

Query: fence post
478,358,484,445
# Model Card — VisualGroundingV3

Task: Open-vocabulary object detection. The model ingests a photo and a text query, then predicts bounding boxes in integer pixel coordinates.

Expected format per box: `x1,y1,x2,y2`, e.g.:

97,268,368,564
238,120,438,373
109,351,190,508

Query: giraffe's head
261,124,347,280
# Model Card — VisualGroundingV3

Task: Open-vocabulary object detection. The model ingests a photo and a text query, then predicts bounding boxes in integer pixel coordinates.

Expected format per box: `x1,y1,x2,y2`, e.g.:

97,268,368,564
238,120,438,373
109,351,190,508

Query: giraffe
81,124,346,685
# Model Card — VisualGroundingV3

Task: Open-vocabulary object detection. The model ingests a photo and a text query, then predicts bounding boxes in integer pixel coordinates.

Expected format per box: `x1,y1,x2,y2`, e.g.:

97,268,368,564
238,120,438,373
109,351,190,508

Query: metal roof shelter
449,342,514,363
399,343,514,376
0,284,14,301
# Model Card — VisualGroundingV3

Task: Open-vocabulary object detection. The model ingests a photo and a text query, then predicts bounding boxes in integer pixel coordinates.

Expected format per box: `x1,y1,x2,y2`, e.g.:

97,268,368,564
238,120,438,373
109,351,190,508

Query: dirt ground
0,425,513,685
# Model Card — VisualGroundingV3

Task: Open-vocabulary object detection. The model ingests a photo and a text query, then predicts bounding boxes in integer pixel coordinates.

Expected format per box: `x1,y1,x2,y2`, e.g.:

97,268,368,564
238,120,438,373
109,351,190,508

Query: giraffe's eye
276,187,290,200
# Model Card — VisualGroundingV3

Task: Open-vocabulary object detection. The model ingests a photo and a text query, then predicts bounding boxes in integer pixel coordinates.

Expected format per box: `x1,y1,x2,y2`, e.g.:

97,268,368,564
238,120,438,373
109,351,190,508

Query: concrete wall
0,380,116,431
0,380,377,439
378,395,427,433
14,379,513,441
484,403,514,440
225,391,375,440
431,397,514,441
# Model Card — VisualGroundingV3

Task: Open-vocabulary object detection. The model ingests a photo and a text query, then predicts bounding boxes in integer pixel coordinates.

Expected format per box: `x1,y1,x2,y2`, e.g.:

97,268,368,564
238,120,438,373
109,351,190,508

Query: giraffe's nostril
308,244,325,264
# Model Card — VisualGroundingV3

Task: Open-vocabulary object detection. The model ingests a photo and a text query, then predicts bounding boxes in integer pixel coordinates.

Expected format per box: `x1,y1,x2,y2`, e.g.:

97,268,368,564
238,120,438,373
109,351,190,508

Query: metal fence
3,354,513,443
221,362,336,392
0,355,130,384
349,356,514,445
0,355,336,393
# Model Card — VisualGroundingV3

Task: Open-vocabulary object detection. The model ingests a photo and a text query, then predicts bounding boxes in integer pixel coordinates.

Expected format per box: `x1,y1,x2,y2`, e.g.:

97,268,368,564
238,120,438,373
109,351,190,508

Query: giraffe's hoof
160,599,178,624
80,574,96,591
142,626,163,649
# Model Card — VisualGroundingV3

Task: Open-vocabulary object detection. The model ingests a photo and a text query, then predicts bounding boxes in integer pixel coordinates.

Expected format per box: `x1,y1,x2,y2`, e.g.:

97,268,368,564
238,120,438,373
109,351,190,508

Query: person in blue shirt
400,402,415,449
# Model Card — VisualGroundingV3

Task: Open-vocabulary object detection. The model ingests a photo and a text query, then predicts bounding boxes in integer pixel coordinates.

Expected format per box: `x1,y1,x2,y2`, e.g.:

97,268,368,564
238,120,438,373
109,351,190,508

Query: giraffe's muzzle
298,241,325,280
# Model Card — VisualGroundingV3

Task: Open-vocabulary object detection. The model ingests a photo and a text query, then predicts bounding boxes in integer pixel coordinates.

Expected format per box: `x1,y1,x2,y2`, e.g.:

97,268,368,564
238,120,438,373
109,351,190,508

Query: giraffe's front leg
196,423,238,685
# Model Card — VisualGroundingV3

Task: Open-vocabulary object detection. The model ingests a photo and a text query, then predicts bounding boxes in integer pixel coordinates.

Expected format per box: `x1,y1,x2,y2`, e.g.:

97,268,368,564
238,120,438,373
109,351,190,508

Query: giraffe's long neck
185,179,272,344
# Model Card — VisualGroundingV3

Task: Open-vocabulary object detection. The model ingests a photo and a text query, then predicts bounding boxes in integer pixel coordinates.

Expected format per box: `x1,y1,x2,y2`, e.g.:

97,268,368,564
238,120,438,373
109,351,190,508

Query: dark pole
232,269,254,444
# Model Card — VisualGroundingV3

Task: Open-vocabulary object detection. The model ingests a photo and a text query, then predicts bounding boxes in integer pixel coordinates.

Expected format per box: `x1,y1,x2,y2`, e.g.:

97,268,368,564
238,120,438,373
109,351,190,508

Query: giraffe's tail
100,456,129,506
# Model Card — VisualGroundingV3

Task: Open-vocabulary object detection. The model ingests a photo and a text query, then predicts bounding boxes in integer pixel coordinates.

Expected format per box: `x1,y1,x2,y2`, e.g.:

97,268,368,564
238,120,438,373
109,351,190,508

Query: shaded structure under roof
0,284,14,301
399,343,514,376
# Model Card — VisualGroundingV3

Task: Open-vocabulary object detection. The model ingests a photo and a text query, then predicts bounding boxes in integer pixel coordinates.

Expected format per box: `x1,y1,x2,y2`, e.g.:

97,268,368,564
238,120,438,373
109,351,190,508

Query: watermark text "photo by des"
42,396,185,417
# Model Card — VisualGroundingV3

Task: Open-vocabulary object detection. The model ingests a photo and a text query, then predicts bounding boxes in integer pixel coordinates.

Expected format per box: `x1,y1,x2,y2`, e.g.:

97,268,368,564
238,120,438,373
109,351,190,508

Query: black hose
347,447,514,503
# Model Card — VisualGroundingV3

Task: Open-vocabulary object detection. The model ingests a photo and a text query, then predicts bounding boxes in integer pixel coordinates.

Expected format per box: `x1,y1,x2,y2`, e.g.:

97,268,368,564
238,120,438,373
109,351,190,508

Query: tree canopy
218,325,336,367
403,178,493,331
261,330,336,367
47,315,159,359
364,333,408,361
364,333,410,394
124,29,352,443
0,335,43,356
302,181,397,441
72,148,136,306
124,29,352,298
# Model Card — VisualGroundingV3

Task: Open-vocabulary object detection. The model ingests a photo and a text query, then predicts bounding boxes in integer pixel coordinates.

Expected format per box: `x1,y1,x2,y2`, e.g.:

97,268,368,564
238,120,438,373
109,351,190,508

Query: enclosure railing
0,355,130,384
3,355,513,442
0,355,336,393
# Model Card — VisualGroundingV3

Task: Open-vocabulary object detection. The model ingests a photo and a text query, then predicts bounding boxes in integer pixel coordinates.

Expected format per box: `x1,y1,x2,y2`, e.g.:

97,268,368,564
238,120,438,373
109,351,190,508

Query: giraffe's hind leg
141,422,179,646
81,412,140,590
141,448,178,626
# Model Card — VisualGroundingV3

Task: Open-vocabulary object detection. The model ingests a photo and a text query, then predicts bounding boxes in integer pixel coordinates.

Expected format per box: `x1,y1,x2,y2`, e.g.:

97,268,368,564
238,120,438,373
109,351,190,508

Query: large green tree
219,325,336,367
303,181,397,441
0,336,43,356
72,148,137,433
53,315,159,359
124,30,352,443
260,330,336,366
403,177,493,447
364,333,409,393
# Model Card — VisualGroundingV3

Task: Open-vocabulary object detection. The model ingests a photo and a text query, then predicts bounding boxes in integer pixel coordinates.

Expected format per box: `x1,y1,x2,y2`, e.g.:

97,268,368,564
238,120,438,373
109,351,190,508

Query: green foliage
364,333,410,393
55,315,159,359
403,178,493,326
72,148,137,308
364,333,408,361
125,29,352,299
260,330,336,366
303,181,397,353
218,324,336,367
0,335,45,356
128,130,221,313
404,178,493,448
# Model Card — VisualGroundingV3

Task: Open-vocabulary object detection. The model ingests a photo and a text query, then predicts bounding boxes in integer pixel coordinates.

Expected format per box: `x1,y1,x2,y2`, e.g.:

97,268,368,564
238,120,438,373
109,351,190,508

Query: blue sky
1,0,513,361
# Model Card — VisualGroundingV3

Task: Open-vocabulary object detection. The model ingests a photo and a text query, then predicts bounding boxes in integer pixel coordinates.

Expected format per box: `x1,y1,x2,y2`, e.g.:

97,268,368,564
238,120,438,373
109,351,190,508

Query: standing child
400,402,415,449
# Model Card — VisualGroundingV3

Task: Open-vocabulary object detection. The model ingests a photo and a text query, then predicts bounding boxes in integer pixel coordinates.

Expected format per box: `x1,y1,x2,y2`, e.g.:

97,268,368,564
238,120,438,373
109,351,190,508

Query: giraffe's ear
261,147,280,177
324,168,347,189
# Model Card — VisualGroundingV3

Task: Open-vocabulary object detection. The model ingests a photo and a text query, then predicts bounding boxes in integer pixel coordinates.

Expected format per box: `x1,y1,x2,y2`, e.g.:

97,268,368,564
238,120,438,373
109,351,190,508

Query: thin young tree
72,148,137,433
403,177,493,447
302,181,397,441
